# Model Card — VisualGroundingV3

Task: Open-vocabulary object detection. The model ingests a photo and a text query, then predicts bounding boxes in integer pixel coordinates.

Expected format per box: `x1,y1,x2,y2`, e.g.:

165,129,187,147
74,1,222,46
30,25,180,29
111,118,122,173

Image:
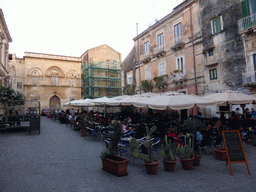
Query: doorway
49,95,60,109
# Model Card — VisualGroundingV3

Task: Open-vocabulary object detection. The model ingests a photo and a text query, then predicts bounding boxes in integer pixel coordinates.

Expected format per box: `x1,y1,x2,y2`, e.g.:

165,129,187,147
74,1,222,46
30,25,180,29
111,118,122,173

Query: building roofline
80,44,121,58
24,52,81,62
0,9,12,42
133,0,196,41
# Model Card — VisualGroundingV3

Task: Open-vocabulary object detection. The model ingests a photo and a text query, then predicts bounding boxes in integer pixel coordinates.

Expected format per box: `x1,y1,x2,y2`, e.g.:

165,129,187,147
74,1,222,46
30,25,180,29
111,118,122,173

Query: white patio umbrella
108,96,148,106
90,96,116,107
63,102,71,107
109,93,159,106
202,90,256,105
73,98,93,107
133,94,218,110
69,99,85,107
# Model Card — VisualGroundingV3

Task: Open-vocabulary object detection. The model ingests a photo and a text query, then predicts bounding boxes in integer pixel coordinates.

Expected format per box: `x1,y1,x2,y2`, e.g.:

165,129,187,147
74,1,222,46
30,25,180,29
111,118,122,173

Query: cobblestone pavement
1,117,256,192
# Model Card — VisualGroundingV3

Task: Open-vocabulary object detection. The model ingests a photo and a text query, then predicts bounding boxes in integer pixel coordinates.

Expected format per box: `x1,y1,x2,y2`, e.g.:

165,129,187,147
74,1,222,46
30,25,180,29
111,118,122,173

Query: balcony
141,52,151,63
242,71,256,86
153,44,166,57
238,13,256,33
206,55,218,66
25,77,81,87
170,36,185,51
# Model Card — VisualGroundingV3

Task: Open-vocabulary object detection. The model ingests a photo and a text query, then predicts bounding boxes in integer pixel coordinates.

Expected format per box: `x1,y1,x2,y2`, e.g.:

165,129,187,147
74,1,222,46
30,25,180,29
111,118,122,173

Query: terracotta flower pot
180,158,194,170
162,159,177,171
143,160,160,175
193,155,201,166
101,155,129,176
215,148,227,161
80,129,87,137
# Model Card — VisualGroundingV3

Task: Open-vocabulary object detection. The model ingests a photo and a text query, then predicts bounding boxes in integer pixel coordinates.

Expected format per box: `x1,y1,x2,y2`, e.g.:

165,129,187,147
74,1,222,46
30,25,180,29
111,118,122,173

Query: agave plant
130,125,157,163
160,135,177,161
176,137,194,160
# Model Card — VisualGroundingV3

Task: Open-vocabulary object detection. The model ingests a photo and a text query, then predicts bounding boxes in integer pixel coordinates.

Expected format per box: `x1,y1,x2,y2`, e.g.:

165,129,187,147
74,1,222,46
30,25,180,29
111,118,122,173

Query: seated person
201,124,214,146
134,123,146,139
167,128,183,146
126,117,132,125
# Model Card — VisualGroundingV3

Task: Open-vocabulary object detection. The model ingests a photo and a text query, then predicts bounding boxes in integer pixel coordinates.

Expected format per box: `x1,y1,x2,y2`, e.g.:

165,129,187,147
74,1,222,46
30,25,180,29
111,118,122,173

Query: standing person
251,108,256,119
235,108,242,116
245,108,252,119
229,111,240,130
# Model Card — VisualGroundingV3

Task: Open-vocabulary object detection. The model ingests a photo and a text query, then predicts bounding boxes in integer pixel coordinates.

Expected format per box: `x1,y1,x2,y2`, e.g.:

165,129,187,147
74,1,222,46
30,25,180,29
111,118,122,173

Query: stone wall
200,0,246,93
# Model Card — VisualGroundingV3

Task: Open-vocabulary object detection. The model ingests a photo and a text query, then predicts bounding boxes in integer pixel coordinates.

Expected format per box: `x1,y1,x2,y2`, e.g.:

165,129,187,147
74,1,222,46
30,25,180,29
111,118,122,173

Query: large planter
215,148,227,161
101,155,129,176
180,158,194,170
162,159,177,172
193,155,201,166
143,160,160,175
80,128,87,137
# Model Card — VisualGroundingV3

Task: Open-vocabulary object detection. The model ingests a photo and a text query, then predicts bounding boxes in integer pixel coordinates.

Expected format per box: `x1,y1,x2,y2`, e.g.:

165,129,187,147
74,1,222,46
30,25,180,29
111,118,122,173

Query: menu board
222,130,250,175
223,131,245,162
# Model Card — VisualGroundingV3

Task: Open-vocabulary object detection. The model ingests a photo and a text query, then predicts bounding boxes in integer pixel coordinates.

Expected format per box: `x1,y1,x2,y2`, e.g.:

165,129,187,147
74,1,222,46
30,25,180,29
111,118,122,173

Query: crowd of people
50,107,256,152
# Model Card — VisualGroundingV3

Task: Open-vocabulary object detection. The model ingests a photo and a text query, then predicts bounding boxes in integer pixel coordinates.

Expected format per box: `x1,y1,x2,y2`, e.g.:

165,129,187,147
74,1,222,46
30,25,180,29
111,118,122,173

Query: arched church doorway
49,95,60,109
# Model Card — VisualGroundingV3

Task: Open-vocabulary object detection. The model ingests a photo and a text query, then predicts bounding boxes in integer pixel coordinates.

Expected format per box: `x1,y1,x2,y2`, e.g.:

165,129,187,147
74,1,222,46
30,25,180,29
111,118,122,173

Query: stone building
121,46,136,94
239,0,256,93
123,0,203,95
0,9,12,86
200,0,246,94
9,52,82,110
81,44,122,98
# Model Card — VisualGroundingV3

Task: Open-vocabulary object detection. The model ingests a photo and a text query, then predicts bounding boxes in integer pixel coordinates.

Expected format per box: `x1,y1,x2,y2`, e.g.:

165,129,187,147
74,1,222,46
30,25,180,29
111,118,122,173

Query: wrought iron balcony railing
242,71,256,85
238,13,256,33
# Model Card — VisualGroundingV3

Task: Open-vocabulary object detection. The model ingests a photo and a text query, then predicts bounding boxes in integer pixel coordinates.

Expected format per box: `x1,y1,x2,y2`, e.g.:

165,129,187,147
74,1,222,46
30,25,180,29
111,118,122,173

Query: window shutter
241,0,250,17
253,0,256,14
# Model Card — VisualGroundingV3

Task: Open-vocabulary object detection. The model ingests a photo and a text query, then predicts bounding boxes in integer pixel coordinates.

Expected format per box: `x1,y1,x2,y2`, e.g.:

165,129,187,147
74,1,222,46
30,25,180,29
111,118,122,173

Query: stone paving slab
1,117,256,192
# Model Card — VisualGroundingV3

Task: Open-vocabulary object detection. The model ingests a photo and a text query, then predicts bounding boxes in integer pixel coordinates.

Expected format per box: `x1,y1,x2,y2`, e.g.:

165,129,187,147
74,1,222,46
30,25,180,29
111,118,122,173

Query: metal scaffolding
82,60,122,99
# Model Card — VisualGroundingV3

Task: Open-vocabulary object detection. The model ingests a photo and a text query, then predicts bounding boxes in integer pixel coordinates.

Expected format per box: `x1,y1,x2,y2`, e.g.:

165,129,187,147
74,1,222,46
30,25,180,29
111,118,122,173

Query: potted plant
160,135,177,171
101,121,129,176
130,125,159,174
182,118,205,165
173,69,179,73
215,148,227,161
177,140,194,170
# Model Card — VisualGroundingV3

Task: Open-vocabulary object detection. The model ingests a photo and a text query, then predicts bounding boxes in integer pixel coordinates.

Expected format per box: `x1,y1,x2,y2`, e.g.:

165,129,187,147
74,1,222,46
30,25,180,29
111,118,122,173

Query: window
70,78,74,87
209,68,218,80
157,33,164,49
159,63,166,76
241,0,256,17
208,49,214,57
17,82,22,89
144,41,150,54
174,23,182,42
32,76,39,85
8,79,12,88
176,57,184,74
212,16,223,34
127,75,132,85
145,67,151,80
51,75,59,86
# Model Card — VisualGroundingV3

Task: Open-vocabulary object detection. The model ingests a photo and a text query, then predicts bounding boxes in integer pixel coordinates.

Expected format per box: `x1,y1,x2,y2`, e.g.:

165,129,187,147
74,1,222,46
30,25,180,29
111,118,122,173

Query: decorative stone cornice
25,52,81,62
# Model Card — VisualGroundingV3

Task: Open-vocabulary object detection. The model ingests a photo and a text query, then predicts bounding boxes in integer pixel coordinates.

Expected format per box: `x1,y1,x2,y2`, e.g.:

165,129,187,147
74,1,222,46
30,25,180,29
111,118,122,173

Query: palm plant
101,121,123,159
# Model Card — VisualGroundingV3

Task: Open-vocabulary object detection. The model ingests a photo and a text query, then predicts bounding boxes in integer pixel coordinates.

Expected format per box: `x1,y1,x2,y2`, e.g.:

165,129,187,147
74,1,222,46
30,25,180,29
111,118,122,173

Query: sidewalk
0,117,256,192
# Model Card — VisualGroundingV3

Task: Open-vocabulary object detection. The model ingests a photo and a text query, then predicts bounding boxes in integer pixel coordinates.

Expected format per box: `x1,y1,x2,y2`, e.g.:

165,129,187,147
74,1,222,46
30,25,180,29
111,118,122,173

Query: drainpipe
190,4,198,95
242,34,249,74
136,23,141,95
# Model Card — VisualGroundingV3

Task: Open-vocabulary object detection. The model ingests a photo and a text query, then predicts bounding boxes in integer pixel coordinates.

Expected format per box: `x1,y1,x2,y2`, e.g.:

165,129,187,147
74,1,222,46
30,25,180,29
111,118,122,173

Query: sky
1,0,183,60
